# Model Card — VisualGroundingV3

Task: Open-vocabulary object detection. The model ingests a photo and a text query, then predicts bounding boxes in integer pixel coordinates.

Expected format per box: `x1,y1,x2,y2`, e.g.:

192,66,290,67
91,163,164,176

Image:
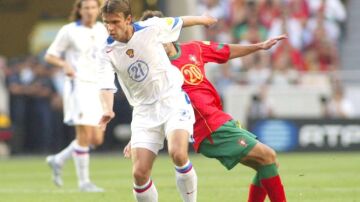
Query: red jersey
170,41,232,152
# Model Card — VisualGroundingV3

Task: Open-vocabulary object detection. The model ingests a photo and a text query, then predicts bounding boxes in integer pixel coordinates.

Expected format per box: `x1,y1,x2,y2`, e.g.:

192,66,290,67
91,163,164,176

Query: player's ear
125,14,132,25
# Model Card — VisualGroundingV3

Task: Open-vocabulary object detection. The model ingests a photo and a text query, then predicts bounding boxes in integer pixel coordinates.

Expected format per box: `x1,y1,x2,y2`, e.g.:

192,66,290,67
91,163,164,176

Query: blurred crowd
0,0,354,154
197,0,353,118
0,54,132,154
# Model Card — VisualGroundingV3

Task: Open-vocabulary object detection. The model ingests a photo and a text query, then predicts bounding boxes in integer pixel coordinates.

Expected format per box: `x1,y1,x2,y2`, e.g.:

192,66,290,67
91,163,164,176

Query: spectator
246,52,272,86
7,57,31,153
198,0,231,42
270,54,299,86
257,0,281,29
268,4,303,50
307,0,346,24
26,62,56,153
0,56,9,115
248,85,274,119
233,4,268,43
324,85,355,118
228,0,248,26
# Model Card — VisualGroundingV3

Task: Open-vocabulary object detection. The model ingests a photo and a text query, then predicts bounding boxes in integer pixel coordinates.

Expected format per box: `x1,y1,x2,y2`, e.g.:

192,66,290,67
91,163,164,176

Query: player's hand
201,14,217,28
260,34,287,50
99,111,115,131
63,64,76,78
123,141,131,159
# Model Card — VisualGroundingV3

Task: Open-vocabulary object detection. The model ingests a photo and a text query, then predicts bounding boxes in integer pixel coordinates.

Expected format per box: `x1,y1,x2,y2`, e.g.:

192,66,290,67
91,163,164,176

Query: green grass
0,152,359,202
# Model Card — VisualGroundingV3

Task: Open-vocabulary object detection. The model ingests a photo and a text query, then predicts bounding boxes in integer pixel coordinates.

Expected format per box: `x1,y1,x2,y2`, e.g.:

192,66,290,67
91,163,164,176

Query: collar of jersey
169,43,181,60
133,22,147,32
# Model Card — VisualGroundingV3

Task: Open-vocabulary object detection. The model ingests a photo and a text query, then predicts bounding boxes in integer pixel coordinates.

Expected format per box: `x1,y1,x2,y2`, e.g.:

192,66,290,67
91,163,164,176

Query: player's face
79,0,100,24
102,13,132,43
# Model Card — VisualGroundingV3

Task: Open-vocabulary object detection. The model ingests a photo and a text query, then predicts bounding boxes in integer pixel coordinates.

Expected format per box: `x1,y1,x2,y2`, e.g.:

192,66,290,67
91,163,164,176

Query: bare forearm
100,90,114,113
228,43,263,59
181,15,216,27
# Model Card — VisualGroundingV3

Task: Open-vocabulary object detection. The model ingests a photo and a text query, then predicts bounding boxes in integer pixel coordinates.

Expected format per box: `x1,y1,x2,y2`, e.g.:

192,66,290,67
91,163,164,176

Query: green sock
258,163,278,180
252,173,261,186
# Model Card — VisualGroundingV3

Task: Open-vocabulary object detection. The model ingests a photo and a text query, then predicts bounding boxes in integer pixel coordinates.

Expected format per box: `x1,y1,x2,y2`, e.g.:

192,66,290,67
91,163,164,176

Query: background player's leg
167,129,197,202
242,142,286,202
73,125,103,192
91,127,105,147
46,139,76,187
131,148,158,202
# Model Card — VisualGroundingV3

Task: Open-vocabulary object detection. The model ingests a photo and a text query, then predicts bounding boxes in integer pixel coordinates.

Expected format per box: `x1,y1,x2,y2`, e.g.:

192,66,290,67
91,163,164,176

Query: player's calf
244,143,286,202
167,130,197,202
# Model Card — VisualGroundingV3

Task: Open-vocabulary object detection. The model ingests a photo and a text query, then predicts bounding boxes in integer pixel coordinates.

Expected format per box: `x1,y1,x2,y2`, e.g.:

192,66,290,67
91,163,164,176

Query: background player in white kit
97,0,217,201
44,0,108,192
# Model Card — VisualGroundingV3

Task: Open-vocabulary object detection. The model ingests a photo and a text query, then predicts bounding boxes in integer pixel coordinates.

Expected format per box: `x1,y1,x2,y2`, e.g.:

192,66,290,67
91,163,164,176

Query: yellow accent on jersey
202,41,211,45
165,18,174,26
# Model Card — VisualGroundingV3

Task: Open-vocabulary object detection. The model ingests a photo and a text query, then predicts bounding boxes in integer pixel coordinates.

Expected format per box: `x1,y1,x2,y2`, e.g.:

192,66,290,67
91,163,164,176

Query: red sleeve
195,41,230,64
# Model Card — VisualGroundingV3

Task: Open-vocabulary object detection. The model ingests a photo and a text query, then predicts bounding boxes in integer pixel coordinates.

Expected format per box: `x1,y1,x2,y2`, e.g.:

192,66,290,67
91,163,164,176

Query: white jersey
46,21,108,126
47,21,108,82
98,17,184,106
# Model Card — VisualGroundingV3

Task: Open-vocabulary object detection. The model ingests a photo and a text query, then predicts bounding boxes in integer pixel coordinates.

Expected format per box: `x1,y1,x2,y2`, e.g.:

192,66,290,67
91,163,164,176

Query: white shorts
130,91,195,154
63,78,103,126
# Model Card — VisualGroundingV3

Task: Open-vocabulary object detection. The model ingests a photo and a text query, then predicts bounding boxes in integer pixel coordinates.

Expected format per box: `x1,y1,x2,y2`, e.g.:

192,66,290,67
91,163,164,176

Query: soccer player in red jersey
125,11,288,202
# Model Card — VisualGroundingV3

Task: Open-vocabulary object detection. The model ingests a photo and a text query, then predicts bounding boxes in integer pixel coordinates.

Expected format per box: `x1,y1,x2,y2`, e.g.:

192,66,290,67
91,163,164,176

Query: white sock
133,179,158,202
175,160,198,202
72,142,90,186
54,140,76,166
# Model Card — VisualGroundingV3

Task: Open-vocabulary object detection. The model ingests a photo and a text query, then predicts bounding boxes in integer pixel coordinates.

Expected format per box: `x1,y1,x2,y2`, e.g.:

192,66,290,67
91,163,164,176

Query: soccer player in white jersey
97,0,217,201
44,0,108,192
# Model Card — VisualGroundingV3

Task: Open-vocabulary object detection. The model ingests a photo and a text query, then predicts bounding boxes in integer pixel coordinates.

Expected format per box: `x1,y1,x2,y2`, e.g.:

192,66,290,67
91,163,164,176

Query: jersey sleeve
46,26,70,57
196,41,230,64
97,49,117,93
142,17,183,43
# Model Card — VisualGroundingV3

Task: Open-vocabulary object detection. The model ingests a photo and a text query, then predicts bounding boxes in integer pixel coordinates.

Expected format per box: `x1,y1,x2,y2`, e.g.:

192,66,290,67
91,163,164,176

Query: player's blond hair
69,0,102,21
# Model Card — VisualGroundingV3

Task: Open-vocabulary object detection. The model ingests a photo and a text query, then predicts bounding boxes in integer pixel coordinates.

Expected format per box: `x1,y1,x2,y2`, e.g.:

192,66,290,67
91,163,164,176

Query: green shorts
198,120,258,170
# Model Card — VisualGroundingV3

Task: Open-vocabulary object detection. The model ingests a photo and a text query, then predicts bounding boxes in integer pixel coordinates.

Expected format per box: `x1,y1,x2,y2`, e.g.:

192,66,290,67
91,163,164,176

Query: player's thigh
167,129,190,165
199,120,258,170
164,91,194,157
131,147,157,185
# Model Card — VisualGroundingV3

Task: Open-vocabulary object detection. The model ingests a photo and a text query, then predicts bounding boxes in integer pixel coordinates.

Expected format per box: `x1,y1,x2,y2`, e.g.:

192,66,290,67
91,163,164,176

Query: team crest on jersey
128,60,149,82
181,64,204,85
189,54,199,65
238,138,248,147
126,49,134,58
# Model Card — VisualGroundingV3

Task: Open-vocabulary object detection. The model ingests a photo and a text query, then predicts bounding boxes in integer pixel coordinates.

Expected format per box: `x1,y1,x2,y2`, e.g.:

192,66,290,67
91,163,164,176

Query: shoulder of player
180,41,205,52
134,16,178,31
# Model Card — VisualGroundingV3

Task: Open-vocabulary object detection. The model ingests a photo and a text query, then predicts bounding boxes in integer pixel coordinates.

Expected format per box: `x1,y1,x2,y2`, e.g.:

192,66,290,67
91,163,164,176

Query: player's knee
132,168,150,185
92,136,104,146
169,149,188,166
262,147,276,165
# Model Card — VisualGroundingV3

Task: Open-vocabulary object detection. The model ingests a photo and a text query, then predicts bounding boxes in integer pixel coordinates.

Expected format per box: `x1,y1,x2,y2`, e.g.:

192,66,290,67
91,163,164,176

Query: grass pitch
0,152,359,202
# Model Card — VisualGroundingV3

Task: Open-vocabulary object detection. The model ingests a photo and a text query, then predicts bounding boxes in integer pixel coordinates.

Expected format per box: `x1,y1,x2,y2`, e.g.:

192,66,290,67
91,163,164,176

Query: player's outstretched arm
228,34,287,59
181,14,217,28
99,90,115,131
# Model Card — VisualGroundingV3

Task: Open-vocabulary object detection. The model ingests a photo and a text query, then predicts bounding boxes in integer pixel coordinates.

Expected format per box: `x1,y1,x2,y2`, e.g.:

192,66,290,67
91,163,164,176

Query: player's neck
168,43,178,58
81,19,96,28
119,24,134,43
